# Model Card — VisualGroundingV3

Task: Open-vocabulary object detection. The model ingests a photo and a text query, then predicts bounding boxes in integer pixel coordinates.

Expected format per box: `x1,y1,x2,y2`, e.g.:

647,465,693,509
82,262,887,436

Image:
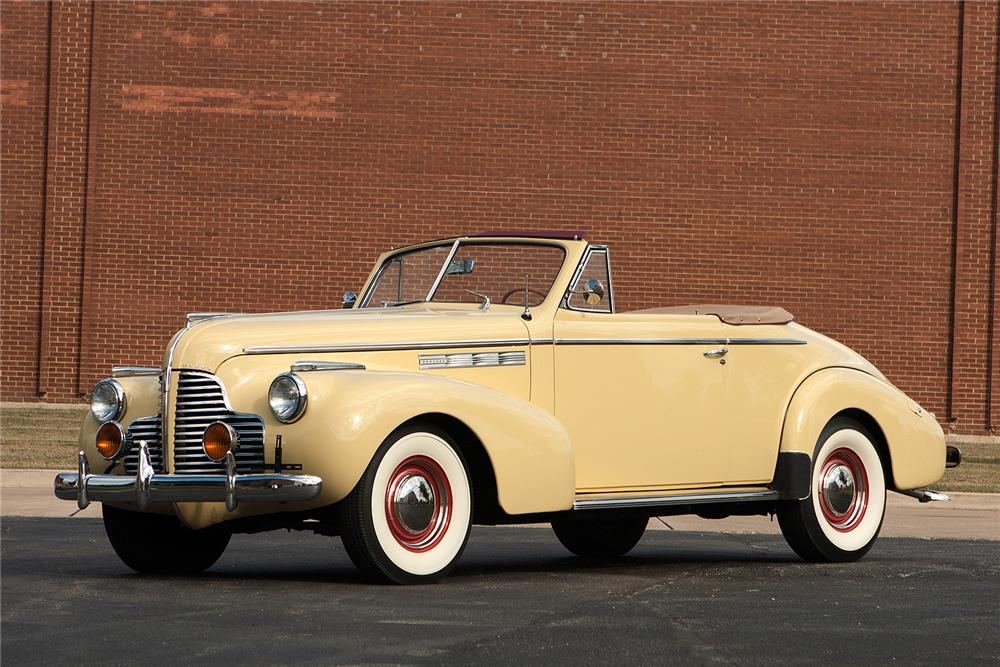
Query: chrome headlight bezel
91,378,126,423
268,373,307,423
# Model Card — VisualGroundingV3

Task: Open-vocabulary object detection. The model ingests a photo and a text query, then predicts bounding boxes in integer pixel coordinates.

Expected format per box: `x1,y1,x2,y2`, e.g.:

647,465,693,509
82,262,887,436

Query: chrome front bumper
54,442,322,512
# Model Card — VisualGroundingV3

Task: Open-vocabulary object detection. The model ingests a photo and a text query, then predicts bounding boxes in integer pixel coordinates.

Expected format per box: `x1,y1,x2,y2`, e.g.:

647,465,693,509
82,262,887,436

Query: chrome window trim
290,360,367,373
359,240,457,309
561,245,614,314
424,239,461,302
111,365,160,378
186,312,237,324
360,238,571,309
573,489,779,510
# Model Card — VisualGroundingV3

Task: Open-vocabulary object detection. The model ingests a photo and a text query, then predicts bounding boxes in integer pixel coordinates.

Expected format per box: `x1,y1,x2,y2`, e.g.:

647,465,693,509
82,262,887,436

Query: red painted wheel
816,447,869,532
384,455,453,553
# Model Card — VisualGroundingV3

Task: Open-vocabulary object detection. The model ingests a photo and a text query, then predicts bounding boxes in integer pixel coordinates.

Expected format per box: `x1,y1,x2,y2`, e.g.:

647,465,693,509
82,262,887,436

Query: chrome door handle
704,347,728,358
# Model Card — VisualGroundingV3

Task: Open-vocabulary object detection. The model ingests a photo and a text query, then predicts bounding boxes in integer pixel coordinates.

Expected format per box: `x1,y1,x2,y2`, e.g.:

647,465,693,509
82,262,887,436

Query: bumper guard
54,441,322,512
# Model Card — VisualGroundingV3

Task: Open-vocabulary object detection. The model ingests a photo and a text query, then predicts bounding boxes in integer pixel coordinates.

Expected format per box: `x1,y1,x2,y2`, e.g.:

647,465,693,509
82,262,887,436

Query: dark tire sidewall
102,504,231,574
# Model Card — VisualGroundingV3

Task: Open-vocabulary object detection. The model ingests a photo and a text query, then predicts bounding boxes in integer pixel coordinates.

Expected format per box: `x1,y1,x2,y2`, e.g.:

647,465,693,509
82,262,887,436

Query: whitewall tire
777,417,887,562
339,423,472,584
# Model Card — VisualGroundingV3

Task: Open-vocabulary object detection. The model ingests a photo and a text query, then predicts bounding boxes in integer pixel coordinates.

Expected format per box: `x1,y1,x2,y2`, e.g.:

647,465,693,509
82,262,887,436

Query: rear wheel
339,424,473,584
102,504,231,574
777,417,886,562
551,516,648,557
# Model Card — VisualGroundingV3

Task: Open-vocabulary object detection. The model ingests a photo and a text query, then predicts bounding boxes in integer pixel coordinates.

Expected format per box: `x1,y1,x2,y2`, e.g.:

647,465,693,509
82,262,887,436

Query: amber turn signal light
202,422,238,462
95,421,125,460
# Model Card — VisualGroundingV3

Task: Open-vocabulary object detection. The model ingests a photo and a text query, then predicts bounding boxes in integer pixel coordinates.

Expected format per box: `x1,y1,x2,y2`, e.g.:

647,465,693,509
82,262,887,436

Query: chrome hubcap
392,474,435,534
385,454,452,552
822,463,856,515
817,447,869,532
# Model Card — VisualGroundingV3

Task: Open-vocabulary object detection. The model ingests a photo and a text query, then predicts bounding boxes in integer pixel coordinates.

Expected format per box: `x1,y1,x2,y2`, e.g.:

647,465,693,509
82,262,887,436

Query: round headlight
91,379,125,423
268,373,307,423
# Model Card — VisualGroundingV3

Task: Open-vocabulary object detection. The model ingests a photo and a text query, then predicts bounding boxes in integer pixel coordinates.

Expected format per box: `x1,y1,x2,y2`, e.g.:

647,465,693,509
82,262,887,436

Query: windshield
363,241,566,308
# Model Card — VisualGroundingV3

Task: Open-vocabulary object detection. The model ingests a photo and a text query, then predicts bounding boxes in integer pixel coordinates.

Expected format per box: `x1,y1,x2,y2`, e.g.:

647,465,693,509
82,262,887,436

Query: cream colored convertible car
56,232,960,583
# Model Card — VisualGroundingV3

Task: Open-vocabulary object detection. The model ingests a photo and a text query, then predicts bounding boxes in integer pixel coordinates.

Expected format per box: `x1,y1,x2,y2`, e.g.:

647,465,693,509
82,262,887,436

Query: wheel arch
400,412,502,524
833,408,894,489
777,366,945,493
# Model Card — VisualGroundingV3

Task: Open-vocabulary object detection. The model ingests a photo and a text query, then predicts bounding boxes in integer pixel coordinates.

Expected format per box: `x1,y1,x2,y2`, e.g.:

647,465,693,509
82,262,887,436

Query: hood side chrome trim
245,339,534,355
290,361,367,372
111,366,160,378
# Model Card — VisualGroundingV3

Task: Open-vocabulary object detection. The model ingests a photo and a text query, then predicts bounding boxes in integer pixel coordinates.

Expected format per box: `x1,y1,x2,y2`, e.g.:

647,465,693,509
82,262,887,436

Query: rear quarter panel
780,367,946,490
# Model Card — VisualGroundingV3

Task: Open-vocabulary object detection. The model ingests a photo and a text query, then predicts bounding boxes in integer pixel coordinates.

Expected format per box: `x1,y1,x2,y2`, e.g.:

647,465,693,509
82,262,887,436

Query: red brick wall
2,1,998,435
1,1,50,398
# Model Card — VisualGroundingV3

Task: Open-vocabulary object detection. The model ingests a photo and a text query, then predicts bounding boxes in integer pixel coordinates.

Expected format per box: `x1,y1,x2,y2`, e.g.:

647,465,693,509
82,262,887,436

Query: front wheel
777,417,887,562
102,504,231,574
551,516,648,557
338,424,473,584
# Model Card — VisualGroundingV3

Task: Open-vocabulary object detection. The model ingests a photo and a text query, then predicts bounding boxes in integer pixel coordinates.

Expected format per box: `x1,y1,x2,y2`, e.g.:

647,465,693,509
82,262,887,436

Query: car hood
165,306,531,373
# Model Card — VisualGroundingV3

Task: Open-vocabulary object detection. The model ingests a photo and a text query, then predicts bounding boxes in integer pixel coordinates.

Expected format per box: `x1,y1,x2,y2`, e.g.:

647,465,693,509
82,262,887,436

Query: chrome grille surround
123,415,164,474
172,371,265,474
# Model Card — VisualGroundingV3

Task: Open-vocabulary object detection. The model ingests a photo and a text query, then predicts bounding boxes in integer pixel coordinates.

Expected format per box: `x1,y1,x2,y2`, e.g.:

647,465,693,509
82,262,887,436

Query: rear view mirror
446,258,476,275
580,279,605,305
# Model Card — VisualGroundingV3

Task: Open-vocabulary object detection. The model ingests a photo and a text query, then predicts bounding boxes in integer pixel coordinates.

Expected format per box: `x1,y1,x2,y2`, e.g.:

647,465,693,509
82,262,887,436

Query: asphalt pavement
2,517,997,665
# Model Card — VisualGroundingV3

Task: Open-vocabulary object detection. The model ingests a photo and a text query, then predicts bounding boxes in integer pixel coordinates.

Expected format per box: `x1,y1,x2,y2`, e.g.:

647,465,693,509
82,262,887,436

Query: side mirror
581,278,605,305
342,291,357,309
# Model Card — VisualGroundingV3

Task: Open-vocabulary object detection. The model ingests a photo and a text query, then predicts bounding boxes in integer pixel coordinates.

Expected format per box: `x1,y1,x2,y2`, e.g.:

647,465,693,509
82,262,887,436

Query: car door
552,248,730,493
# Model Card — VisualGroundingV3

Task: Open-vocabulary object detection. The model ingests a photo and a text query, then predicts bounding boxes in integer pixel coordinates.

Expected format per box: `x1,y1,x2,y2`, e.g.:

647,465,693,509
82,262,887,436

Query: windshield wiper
386,299,424,307
462,289,491,310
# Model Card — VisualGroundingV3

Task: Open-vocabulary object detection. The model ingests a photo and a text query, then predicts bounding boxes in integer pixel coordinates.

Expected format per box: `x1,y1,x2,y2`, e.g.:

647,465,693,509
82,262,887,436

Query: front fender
192,359,575,531
294,370,575,514
779,367,946,490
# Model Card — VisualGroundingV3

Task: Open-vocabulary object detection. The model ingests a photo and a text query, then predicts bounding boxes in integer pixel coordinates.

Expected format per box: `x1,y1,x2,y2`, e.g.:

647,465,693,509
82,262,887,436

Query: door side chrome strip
244,338,534,355
554,338,807,346
726,338,808,345
573,489,780,510
556,338,727,346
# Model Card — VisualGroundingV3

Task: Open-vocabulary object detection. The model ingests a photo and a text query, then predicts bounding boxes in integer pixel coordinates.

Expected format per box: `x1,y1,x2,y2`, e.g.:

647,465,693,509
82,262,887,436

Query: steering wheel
500,288,548,305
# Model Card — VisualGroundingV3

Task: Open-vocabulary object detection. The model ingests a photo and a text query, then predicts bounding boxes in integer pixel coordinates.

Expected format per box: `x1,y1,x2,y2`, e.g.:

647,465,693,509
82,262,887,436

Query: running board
573,489,780,511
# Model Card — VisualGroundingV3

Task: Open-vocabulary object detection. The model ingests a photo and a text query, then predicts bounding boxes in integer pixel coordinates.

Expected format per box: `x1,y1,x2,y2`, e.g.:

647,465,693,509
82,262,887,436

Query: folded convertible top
631,304,794,326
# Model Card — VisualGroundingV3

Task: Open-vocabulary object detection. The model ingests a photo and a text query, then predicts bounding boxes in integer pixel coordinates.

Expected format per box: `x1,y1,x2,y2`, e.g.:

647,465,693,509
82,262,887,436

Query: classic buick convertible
55,232,960,583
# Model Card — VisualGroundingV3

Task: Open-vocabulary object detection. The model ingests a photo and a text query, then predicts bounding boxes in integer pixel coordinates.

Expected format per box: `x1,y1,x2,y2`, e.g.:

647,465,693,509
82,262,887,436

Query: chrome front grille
123,415,164,474
172,371,265,474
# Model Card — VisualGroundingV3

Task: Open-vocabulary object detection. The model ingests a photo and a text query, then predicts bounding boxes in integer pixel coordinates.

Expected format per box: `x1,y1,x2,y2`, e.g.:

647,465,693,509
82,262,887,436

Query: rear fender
778,367,946,494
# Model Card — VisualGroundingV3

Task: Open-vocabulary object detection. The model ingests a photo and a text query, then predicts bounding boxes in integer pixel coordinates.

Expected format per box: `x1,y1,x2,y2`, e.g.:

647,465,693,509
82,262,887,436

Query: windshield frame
359,238,569,309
